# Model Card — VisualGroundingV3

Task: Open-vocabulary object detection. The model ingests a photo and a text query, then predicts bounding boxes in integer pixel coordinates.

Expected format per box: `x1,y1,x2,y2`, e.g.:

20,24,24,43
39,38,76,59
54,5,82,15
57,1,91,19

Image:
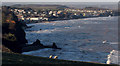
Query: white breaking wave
64,27,70,28
106,50,119,65
109,42,118,45
27,28,62,34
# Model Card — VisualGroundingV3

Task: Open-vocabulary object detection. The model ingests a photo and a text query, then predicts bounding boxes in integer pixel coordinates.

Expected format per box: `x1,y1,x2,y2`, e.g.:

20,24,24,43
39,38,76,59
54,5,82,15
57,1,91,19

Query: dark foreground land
1,5,119,66
2,52,118,66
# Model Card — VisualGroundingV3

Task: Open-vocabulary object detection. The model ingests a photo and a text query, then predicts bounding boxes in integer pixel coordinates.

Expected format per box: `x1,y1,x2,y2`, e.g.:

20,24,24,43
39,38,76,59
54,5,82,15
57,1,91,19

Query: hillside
2,52,119,66
83,7,110,10
11,4,69,10
2,6,28,53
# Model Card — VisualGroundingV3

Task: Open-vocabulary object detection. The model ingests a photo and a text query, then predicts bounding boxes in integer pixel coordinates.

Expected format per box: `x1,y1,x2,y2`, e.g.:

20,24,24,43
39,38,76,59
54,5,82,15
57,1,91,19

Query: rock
64,44,68,45
2,45,13,53
22,39,45,52
52,42,61,49
32,39,43,46
22,45,44,52
52,42,58,49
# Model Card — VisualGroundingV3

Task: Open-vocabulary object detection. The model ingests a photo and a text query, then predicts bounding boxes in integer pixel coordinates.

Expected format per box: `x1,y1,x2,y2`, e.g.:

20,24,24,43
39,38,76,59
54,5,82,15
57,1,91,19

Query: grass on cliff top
2,52,119,66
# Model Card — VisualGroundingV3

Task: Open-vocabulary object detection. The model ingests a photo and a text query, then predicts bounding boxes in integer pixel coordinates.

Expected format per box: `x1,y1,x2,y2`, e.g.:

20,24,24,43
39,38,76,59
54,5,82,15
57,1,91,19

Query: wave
106,50,119,65
27,28,63,34
109,42,118,45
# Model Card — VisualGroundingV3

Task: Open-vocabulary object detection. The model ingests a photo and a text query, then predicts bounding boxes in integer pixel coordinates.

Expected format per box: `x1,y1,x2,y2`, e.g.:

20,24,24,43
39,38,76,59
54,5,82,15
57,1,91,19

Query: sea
22,16,118,64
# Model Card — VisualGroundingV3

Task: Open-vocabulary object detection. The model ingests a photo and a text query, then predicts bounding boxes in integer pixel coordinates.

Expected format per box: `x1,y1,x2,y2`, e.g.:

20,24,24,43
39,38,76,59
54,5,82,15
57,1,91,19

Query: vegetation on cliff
2,6,61,53
2,6,28,53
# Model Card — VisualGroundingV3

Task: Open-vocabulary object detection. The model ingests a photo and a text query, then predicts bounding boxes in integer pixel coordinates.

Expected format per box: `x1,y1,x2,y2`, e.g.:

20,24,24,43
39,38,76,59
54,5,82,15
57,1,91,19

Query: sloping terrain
2,52,118,66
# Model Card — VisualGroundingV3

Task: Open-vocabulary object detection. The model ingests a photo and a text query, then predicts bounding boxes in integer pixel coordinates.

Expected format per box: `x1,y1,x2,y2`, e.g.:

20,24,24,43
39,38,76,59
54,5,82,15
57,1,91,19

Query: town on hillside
6,5,118,23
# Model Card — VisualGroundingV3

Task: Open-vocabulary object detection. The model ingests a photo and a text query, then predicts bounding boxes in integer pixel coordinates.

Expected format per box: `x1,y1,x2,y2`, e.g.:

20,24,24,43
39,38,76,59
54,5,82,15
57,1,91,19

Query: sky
0,0,119,10
1,0,120,2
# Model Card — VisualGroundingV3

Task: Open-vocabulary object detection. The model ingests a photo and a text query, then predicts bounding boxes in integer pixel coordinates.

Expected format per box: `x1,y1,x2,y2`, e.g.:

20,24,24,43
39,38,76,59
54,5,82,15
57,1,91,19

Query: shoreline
23,16,118,64
25,16,115,24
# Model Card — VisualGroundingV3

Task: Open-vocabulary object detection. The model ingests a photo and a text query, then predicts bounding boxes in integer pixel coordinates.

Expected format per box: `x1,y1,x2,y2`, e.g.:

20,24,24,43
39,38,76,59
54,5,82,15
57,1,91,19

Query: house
41,14,46,16
49,11,53,15
21,17,25,20
53,13,56,16
28,11,31,14
30,18,39,20
34,12,37,14
43,18,49,21
57,11,62,14
82,13,86,16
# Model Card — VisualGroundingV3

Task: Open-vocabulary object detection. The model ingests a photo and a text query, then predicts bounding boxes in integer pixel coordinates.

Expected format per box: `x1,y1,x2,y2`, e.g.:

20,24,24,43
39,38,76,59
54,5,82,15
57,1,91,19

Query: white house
43,18,49,21
49,11,53,15
30,18,39,20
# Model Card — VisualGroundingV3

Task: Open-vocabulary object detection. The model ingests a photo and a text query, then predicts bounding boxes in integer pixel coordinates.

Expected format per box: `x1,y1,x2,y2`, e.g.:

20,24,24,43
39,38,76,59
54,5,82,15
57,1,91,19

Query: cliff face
2,6,28,53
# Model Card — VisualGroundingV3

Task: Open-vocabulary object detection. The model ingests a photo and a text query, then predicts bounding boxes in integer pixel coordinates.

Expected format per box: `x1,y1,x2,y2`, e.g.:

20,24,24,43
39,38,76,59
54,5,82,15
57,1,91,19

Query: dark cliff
2,6,28,53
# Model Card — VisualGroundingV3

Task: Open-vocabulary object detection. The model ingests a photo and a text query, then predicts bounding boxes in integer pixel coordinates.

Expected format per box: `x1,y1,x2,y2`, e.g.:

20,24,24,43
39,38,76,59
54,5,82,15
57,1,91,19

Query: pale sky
1,0,120,2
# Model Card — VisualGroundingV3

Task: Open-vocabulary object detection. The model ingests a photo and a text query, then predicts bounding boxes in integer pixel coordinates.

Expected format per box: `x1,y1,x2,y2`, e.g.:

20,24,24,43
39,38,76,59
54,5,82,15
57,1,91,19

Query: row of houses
65,8,113,17
10,7,114,23
22,17,49,21
10,8,65,22
65,8,113,13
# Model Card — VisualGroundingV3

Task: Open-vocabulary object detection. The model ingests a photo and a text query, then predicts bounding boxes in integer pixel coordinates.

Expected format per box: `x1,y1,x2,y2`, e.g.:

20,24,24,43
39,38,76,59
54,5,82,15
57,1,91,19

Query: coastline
23,16,118,64
2,6,118,65
25,15,115,24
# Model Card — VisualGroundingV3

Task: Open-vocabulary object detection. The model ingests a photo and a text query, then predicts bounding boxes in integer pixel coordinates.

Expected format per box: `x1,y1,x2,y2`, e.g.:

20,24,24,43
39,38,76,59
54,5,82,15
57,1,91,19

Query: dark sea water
23,16,118,64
